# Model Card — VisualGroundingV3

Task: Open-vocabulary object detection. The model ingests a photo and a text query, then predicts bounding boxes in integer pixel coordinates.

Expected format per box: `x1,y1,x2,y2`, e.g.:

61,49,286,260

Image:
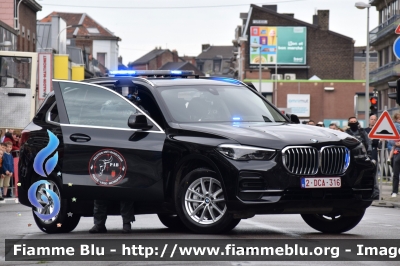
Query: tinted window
59,82,138,128
159,86,287,123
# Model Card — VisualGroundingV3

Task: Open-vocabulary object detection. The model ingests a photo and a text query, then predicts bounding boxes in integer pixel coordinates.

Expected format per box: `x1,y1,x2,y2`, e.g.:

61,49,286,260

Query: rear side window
59,82,138,129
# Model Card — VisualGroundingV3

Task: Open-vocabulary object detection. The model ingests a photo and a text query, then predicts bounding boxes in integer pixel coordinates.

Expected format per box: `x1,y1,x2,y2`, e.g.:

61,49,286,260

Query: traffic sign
396,24,400,34
393,37,400,59
368,111,400,139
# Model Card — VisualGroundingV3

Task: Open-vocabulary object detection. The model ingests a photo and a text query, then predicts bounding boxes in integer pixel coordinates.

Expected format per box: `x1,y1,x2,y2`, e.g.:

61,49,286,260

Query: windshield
159,86,287,123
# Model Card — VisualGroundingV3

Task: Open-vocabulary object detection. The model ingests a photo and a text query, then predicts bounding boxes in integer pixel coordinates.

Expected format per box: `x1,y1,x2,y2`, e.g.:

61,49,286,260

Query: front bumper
215,150,376,215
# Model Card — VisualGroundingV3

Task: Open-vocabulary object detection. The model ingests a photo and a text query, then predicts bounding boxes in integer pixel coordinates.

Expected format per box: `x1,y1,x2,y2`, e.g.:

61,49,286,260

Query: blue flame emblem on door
29,130,61,220
33,130,59,177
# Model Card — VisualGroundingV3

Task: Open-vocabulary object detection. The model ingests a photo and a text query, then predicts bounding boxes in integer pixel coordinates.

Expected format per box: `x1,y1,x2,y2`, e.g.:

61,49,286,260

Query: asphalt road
0,202,399,266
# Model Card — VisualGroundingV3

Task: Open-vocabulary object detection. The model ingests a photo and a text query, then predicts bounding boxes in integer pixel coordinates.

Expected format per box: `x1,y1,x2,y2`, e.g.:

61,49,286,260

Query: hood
177,122,354,149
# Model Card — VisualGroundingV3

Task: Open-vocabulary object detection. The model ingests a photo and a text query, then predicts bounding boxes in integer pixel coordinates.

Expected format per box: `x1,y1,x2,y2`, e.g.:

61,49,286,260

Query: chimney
202,44,210,51
262,5,277,12
313,14,318,26
317,10,329,31
172,49,179,62
118,56,123,64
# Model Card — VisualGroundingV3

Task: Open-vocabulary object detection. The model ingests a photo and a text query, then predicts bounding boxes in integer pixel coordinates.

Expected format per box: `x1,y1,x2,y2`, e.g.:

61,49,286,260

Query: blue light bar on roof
170,70,182,74
109,70,136,75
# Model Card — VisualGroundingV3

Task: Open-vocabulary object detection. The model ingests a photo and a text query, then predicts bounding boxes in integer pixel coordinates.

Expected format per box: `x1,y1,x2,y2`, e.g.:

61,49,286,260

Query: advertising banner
287,94,310,117
249,26,306,65
38,53,53,100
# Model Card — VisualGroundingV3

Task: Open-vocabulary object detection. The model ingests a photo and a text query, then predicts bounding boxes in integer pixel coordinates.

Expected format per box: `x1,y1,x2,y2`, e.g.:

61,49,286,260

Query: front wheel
157,214,187,231
301,210,365,234
175,168,235,234
31,179,80,233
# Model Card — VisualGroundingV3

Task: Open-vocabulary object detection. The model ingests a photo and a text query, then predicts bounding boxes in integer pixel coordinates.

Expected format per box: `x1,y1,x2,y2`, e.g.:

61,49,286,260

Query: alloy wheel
184,177,226,225
34,180,60,224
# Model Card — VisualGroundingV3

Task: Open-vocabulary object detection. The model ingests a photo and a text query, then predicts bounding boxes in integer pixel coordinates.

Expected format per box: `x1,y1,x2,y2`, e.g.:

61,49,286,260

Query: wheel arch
169,154,224,201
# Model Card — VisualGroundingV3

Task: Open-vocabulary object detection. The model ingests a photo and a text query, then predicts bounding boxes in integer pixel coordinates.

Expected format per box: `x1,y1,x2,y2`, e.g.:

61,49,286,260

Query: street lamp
57,24,83,53
250,43,262,93
355,1,371,128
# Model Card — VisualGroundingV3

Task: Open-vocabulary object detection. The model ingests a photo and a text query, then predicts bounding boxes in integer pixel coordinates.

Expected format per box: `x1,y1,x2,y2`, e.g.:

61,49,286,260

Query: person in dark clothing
345,116,378,199
364,114,378,162
345,117,372,155
89,200,135,234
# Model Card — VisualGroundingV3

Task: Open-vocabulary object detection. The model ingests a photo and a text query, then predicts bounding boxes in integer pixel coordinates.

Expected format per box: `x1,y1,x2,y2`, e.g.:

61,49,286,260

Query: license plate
301,177,341,188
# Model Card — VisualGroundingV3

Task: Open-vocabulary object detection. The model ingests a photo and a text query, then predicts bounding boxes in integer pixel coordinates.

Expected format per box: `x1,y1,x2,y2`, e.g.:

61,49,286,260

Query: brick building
0,0,41,52
195,44,236,77
233,5,354,81
243,79,373,127
128,48,180,70
39,12,121,72
369,0,400,116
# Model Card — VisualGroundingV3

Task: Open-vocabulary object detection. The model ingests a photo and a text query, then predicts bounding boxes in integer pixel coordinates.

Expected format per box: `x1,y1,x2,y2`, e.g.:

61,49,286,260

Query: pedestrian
329,123,339,130
2,129,14,143
316,121,325,127
345,117,372,155
1,142,13,198
387,113,400,198
307,120,315,126
89,200,135,234
345,117,378,199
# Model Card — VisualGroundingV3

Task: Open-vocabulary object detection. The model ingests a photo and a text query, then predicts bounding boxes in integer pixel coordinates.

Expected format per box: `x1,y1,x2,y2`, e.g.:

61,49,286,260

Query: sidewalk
372,182,400,208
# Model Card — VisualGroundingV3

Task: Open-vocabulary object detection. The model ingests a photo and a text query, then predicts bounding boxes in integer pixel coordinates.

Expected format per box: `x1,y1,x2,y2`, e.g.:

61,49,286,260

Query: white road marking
242,219,301,238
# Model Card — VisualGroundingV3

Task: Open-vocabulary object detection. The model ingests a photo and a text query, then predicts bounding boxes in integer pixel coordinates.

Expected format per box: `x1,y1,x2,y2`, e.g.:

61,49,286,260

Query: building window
213,59,222,73
21,26,25,38
97,53,106,66
384,47,389,65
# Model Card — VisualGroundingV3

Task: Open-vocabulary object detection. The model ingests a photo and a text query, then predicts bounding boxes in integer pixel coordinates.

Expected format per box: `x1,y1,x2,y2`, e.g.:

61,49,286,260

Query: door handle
6,93,26,97
70,134,91,142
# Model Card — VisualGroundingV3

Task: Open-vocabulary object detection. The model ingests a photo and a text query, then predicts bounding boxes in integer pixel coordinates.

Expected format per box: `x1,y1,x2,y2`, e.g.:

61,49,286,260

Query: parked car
18,70,376,234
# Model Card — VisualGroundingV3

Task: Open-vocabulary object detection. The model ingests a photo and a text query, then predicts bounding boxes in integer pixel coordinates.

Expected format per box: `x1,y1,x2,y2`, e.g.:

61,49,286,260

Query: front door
53,80,165,201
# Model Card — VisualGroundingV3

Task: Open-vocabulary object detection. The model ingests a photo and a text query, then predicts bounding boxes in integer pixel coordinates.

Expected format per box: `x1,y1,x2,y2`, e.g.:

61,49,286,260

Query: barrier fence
377,148,393,182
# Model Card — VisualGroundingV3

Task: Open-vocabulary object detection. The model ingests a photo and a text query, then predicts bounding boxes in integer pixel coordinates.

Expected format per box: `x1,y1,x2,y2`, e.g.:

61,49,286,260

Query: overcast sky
37,0,379,66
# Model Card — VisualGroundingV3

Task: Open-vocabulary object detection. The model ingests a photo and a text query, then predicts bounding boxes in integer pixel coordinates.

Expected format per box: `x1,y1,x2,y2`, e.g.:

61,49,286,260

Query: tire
301,210,365,234
175,168,235,234
31,178,80,234
221,219,241,233
157,214,187,231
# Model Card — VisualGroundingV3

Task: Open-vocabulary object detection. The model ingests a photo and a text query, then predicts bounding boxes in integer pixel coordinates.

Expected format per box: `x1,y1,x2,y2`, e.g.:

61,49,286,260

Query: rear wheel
175,168,236,234
31,179,80,233
301,210,365,234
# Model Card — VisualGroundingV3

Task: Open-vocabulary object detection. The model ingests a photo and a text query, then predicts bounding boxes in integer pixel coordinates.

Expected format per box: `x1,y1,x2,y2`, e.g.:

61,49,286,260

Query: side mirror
128,114,153,130
286,113,300,124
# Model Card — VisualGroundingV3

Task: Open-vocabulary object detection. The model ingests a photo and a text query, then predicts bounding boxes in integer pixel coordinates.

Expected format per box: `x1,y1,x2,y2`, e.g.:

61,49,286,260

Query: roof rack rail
108,70,199,78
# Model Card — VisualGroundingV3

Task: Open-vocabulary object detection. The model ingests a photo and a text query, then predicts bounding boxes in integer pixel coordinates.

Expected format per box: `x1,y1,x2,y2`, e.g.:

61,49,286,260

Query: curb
371,200,400,208
0,198,19,204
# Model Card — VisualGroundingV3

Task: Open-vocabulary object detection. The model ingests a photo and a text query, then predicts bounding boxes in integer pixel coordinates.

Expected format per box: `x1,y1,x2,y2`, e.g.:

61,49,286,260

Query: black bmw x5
18,70,376,234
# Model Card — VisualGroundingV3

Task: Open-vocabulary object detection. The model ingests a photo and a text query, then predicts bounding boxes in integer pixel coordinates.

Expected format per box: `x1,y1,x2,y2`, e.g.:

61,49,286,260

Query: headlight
216,144,276,161
352,143,367,159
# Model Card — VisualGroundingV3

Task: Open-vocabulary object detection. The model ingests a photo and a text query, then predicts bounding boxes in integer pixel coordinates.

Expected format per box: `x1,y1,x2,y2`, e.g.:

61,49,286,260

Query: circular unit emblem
89,149,127,186
310,139,318,143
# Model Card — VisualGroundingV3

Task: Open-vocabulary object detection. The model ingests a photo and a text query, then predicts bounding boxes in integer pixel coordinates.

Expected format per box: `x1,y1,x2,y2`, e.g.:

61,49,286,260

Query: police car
18,70,376,234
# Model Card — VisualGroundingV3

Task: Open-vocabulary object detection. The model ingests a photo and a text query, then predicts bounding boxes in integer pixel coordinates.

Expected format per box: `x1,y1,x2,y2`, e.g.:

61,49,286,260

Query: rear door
0,52,38,129
53,80,165,202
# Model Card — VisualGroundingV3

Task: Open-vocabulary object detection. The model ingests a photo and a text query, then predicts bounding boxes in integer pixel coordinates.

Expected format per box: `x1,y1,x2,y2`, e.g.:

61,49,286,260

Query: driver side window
59,82,138,129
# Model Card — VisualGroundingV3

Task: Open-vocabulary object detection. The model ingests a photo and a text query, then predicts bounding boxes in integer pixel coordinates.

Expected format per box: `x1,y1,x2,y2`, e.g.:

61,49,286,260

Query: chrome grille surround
282,146,349,175
282,146,319,175
320,146,350,175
